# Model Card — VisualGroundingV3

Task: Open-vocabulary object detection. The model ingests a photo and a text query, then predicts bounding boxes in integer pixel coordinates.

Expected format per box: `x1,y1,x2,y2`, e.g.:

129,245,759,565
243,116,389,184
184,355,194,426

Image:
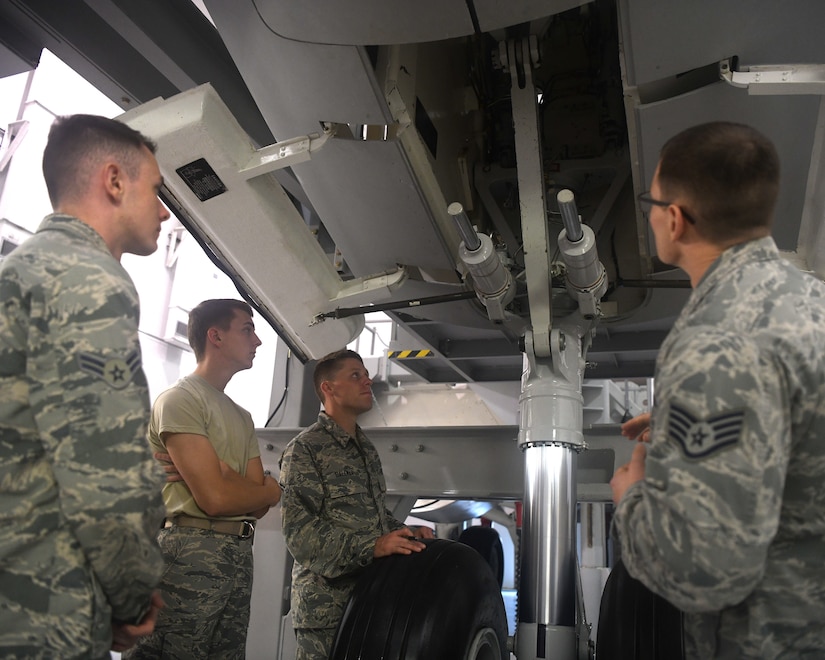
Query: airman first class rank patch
668,403,745,459
77,350,142,390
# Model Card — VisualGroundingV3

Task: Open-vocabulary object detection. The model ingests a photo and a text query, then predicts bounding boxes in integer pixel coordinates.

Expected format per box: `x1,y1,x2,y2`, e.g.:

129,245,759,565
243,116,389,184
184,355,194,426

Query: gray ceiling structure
2,0,823,384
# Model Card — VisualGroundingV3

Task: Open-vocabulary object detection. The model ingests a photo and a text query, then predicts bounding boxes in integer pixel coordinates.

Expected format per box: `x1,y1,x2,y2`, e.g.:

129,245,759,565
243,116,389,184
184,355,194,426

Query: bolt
390,444,399,452
415,444,425,452
399,472,409,480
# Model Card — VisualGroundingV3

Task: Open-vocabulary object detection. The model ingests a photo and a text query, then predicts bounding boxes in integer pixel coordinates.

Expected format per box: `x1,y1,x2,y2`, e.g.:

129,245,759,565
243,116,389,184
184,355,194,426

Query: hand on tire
374,527,427,558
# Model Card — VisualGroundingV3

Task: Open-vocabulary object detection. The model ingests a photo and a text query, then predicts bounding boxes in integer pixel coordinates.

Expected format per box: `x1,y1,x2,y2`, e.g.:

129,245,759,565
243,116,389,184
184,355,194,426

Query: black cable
618,278,691,289
464,0,481,35
265,349,291,427
412,499,441,510
318,290,477,321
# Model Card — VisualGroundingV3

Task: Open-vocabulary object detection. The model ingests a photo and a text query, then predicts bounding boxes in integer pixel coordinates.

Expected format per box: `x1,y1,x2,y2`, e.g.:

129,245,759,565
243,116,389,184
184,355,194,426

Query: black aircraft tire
457,526,505,589
330,538,508,660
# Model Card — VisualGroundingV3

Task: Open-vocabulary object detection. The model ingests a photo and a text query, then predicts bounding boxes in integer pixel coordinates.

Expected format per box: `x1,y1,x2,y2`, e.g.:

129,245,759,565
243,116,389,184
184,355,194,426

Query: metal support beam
505,35,552,357
257,426,632,502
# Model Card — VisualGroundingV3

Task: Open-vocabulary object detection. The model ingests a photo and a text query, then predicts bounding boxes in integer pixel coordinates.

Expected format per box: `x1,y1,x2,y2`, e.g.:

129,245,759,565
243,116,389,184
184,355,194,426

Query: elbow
264,477,282,507
633,560,762,613
196,493,235,518
666,579,755,613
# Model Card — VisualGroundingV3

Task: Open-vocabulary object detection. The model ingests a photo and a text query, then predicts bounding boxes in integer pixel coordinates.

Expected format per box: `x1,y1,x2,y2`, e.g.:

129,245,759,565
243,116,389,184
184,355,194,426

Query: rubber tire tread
457,526,505,589
330,538,508,660
596,558,684,659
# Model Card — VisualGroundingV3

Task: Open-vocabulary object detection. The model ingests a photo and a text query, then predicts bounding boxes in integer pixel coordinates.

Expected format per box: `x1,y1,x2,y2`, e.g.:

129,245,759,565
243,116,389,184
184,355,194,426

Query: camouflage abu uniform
280,412,406,655
614,237,825,658
0,214,165,659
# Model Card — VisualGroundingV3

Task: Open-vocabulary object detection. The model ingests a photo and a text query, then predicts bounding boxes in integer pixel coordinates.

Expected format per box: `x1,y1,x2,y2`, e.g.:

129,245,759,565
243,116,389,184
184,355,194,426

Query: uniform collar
697,236,777,288
318,411,360,447
37,213,111,255
683,236,778,316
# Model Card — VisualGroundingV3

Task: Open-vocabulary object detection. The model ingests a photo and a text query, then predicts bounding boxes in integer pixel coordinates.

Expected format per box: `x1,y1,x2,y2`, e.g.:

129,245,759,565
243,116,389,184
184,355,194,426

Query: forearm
283,508,375,579
197,469,280,517
73,505,165,621
50,401,166,620
615,481,768,612
282,480,376,577
249,504,271,519
247,459,274,518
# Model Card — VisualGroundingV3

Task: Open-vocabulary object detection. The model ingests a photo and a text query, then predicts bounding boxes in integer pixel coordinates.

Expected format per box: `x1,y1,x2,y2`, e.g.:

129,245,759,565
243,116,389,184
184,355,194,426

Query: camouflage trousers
123,526,253,659
295,626,337,660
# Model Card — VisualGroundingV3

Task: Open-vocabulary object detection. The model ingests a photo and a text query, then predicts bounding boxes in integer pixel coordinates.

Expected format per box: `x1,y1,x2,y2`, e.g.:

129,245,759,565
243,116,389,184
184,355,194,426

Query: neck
54,202,123,261
681,245,723,287
680,231,768,287
55,202,122,260
193,361,233,392
326,409,358,437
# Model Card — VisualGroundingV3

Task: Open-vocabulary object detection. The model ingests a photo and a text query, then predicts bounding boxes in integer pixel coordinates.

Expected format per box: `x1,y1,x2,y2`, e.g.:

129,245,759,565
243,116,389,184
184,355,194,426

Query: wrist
113,600,150,627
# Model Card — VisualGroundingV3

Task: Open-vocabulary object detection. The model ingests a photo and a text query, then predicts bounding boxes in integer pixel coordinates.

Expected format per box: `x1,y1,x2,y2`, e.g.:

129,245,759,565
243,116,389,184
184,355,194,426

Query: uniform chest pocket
324,473,372,523
326,474,369,500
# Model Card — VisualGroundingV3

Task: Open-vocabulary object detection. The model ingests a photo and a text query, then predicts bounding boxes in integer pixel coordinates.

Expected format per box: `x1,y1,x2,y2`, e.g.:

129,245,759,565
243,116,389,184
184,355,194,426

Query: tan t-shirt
149,374,260,521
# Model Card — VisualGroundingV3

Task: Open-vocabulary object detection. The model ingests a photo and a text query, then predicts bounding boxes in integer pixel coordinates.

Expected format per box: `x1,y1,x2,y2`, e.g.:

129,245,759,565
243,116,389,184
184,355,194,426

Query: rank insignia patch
668,403,745,459
77,350,142,390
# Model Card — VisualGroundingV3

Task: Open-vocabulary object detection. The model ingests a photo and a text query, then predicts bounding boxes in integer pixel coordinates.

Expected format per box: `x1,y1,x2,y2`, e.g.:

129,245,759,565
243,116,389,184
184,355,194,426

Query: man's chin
130,242,159,257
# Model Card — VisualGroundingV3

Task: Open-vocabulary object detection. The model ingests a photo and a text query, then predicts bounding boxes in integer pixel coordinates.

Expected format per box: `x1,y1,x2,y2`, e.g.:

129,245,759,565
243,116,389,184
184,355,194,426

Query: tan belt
165,514,255,539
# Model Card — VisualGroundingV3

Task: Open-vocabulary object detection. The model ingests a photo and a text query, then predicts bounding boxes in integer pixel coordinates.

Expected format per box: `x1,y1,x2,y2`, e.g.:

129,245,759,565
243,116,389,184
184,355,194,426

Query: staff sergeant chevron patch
667,403,745,460
77,350,142,389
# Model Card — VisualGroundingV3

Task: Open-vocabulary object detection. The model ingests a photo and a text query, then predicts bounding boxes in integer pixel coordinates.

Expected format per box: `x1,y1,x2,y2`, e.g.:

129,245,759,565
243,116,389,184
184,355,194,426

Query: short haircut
42,114,158,208
657,121,780,243
187,299,253,361
313,349,364,403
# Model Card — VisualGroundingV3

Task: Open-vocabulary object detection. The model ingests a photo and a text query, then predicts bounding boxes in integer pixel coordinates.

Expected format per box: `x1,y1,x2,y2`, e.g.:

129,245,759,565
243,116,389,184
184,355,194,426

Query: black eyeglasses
637,191,696,225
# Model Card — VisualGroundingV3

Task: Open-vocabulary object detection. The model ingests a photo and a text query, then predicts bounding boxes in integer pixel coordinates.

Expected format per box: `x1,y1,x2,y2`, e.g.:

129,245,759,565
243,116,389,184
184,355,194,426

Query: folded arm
165,433,280,517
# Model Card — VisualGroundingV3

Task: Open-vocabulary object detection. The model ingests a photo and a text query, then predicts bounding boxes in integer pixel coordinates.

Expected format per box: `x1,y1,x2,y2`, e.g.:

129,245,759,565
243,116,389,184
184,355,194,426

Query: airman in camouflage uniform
611,122,825,658
0,115,170,658
280,349,433,660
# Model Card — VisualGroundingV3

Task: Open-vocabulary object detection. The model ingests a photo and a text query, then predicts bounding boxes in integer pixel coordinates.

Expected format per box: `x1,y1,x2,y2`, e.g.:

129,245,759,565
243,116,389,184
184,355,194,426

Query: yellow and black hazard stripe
387,349,433,359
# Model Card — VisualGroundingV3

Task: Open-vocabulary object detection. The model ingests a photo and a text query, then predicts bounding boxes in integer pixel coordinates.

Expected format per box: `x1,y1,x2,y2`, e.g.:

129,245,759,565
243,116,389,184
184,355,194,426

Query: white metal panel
119,85,366,360
619,0,825,87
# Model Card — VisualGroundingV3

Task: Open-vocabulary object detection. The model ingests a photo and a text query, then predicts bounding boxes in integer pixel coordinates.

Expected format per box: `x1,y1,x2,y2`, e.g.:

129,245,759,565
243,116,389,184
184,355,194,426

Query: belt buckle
239,520,255,539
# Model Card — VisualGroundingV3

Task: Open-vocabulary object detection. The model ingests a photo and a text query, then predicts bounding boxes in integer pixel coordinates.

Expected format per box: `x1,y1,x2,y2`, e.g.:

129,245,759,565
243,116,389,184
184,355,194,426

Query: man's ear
102,162,125,202
668,204,688,241
206,327,221,348
320,380,333,400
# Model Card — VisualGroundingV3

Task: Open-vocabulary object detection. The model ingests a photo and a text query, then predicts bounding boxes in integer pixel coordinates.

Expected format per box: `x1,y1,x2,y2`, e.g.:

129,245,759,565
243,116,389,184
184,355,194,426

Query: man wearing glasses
610,122,825,657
